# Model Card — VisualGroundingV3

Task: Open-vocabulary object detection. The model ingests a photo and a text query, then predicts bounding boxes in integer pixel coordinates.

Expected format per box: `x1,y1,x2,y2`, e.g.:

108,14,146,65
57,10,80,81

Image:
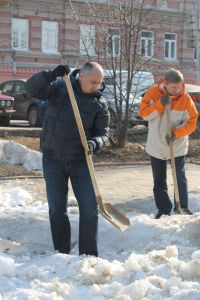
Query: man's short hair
81,61,103,74
165,69,184,84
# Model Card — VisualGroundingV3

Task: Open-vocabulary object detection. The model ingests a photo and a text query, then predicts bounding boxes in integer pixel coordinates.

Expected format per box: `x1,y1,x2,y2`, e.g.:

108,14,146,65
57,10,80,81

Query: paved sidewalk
1,163,200,215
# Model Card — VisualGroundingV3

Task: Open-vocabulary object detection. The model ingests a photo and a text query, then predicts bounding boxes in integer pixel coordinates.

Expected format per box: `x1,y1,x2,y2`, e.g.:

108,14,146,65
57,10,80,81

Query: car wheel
0,116,10,127
28,106,41,127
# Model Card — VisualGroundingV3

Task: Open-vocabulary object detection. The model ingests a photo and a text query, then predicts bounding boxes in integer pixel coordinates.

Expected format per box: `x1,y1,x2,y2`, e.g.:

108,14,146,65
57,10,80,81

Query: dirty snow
0,140,200,299
0,140,42,170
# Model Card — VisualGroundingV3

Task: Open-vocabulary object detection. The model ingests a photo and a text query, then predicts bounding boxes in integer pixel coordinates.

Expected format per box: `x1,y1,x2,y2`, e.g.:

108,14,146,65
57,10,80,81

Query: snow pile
1,139,200,298
0,187,200,299
0,187,33,208
0,242,200,299
0,140,42,170
0,255,15,277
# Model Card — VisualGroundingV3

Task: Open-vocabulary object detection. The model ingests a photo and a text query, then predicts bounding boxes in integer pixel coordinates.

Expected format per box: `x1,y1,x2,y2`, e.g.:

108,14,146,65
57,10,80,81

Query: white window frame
42,21,58,54
80,24,96,56
164,33,177,60
107,28,120,57
12,18,28,51
140,31,154,58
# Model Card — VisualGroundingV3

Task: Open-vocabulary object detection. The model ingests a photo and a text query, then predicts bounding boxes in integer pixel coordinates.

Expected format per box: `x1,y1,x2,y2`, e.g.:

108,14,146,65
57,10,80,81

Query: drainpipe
12,51,16,79
10,0,16,79
195,0,200,84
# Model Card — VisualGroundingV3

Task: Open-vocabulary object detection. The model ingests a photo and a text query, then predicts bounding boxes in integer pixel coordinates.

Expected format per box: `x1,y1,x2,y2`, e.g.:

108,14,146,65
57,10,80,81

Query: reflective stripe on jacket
140,82,198,160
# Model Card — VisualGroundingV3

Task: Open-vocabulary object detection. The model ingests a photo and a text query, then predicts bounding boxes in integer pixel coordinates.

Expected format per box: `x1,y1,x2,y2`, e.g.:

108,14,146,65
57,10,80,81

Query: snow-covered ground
1,140,200,299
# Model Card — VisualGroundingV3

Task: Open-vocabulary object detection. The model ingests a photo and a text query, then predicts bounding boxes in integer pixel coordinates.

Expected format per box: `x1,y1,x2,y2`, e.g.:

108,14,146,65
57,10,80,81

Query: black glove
52,65,70,78
165,132,176,145
88,140,98,154
160,94,170,106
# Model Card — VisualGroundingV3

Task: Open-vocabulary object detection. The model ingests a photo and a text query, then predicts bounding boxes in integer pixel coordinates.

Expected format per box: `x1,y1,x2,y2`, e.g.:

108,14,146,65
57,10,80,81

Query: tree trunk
117,124,128,148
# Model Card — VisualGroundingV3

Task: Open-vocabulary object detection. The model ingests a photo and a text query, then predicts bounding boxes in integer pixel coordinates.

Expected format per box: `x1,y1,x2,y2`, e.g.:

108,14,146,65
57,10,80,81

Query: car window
1,82,14,93
13,81,26,94
104,77,115,85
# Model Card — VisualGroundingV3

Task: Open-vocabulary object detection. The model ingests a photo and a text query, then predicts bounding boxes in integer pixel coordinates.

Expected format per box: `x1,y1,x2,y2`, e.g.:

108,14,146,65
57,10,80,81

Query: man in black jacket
26,62,110,257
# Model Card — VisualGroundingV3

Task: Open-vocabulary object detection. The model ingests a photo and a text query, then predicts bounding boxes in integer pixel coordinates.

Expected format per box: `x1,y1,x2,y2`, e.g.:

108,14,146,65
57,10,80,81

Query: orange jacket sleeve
172,96,198,138
140,86,164,121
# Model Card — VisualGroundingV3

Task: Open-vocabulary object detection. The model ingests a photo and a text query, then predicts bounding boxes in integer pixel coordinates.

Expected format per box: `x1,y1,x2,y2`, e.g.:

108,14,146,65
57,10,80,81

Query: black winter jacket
26,69,110,161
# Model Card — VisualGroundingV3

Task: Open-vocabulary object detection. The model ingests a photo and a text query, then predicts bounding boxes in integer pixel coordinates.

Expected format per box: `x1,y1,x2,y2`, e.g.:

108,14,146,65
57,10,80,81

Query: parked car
102,86,145,126
103,70,154,127
185,84,200,120
0,79,46,127
0,90,15,126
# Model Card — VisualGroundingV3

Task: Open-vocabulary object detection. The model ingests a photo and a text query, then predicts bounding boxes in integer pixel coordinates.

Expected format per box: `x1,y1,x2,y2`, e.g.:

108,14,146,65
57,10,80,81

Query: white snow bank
1,187,200,299
0,140,42,170
0,138,200,298
0,245,200,299
0,187,33,208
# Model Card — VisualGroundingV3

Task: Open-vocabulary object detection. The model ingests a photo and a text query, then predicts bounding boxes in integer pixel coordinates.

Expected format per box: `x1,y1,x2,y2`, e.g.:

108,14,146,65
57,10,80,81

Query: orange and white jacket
140,81,198,160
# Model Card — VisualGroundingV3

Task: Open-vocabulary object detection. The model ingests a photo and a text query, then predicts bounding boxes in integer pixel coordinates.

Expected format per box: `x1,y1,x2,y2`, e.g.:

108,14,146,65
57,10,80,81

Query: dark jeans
42,158,98,256
150,155,188,213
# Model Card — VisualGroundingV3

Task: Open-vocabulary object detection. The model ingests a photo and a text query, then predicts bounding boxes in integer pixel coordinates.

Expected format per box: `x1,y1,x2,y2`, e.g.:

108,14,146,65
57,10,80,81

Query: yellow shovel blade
100,202,130,231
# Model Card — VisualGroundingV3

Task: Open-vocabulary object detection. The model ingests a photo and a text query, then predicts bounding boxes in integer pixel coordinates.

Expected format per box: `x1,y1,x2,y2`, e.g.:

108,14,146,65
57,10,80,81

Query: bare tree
69,0,157,148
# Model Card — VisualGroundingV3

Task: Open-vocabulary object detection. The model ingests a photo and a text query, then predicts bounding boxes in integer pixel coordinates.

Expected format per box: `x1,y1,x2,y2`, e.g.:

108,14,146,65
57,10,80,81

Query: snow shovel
166,104,182,214
64,74,130,231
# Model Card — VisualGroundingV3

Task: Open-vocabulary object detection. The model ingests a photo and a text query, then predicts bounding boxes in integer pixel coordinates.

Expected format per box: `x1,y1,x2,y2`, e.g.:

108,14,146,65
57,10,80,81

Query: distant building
0,0,197,84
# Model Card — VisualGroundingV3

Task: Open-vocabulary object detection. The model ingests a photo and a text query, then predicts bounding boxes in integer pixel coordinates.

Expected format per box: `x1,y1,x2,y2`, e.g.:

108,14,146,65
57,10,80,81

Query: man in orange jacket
140,69,198,218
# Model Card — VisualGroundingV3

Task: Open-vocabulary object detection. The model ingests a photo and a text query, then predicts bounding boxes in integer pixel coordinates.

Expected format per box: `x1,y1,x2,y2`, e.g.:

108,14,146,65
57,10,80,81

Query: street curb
0,161,151,180
94,161,150,167
0,175,44,180
0,127,42,138
188,159,200,165
0,126,148,138
0,160,199,180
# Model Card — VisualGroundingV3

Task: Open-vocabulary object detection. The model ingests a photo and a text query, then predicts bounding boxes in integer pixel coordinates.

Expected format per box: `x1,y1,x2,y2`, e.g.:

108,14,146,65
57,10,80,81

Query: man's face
79,69,104,94
165,82,183,96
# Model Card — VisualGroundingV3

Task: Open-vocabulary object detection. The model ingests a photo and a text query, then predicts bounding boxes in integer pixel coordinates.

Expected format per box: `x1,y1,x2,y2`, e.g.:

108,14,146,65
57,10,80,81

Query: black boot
174,208,193,215
155,210,171,219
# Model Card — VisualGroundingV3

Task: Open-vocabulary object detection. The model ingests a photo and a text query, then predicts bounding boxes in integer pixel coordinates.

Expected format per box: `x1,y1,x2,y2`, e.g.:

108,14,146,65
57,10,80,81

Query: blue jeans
42,158,98,256
151,155,188,213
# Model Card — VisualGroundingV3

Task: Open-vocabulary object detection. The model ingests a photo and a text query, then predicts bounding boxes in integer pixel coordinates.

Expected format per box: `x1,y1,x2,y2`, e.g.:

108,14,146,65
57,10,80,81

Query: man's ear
79,72,83,82
99,81,105,92
161,79,167,90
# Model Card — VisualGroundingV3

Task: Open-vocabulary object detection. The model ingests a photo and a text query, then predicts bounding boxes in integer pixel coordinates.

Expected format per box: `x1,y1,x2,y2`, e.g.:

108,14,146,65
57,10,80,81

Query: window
13,82,26,94
1,82,14,93
188,39,196,60
156,0,167,8
164,33,176,59
107,28,120,57
140,31,153,58
187,30,196,60
12,18,28,50
42,21,58,53
80,25,96,56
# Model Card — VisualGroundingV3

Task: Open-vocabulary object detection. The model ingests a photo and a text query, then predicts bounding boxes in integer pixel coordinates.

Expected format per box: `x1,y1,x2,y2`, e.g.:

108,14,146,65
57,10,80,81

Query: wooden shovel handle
63,74,106,212
166,104,182,212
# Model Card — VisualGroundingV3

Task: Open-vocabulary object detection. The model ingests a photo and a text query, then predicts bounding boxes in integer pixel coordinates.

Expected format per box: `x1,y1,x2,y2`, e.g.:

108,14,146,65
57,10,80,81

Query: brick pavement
1,163,200,215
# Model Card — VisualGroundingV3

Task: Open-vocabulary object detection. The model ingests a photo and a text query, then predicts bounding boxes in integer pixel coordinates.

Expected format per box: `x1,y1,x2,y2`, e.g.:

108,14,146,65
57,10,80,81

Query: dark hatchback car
0,79,46,127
